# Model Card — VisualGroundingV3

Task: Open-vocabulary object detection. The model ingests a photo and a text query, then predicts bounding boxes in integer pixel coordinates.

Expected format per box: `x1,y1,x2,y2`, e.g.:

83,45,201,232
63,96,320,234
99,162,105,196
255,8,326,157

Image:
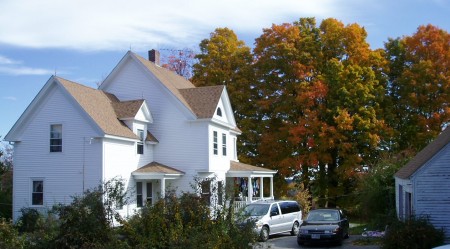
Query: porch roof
132,161,185,180
227,161,277,177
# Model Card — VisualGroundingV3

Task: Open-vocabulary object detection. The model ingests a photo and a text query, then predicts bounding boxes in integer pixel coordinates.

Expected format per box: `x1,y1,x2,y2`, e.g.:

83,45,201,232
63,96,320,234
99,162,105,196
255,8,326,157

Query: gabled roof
131,52,197,114
133,161,185,175
112,99,145,119
57,77,138,140
132,52,235,121
230,161,277,173
395,127,450,179
179,86,225,118
146,130,159,143
100,51,239,128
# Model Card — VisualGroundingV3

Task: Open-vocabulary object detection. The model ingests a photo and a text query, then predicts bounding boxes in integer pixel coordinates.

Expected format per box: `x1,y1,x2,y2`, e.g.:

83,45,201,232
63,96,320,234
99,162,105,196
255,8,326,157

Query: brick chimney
148,49,160,65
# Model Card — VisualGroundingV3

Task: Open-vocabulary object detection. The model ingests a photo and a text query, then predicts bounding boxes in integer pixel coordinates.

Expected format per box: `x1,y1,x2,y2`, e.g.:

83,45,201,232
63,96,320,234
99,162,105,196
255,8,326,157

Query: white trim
30,178,45,207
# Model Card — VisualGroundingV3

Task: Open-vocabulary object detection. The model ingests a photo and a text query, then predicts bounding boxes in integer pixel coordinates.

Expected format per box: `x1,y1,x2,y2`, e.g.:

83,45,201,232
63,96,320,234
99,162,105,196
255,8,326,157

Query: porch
227,161,277,210
131,161,185,205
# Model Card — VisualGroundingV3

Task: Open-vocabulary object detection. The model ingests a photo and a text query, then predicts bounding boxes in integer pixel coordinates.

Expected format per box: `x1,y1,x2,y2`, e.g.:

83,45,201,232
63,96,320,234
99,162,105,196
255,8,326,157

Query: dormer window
216,107,222,117
137,129,144,154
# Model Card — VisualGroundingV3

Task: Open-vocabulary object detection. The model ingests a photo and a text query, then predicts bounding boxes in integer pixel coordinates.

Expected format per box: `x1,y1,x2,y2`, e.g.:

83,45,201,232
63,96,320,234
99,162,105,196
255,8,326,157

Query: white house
5,50,276,221
395,127,450,241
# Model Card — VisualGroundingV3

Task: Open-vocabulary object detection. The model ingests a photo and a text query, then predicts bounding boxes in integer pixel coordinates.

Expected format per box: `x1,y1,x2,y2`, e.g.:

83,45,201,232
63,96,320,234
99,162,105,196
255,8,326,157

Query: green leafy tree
191,28,260,163
0,140,13,219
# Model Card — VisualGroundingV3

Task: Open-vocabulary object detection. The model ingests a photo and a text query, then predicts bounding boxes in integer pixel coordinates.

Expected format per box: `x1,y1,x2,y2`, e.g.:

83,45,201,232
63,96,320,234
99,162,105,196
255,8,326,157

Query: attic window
217,108,222,117
50,124,62,152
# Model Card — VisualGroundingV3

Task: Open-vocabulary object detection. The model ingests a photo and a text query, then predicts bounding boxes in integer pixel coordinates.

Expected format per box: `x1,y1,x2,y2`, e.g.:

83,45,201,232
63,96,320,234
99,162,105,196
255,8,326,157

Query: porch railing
232,196,274,211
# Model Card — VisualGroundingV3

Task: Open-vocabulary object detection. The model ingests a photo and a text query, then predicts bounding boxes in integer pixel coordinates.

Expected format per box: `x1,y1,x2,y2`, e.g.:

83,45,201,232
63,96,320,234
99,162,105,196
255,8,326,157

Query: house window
136,182,143,207
201,180,211,205
217,107,222,117
222,133,227,156
50,124,62,152
146,182,153,205
32,180,44,206
213,131,218,155
233,138,237,159
137,129,144,154
218,181,224,205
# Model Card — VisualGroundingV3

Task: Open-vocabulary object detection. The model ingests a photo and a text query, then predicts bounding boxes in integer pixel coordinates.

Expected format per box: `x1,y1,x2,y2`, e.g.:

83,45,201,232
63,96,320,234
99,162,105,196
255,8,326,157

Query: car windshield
244,204,270,216
307,210,339,221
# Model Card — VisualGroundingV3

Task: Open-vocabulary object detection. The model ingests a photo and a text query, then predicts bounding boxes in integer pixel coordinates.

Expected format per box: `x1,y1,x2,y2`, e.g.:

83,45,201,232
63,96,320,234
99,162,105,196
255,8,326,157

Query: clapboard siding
412,144,450,240
12,85,102,220
102,59,211,192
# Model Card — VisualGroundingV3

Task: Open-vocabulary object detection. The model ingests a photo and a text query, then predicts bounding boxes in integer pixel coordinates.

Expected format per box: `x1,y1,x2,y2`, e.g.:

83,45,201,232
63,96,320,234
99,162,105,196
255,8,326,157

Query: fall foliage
190,20,450,209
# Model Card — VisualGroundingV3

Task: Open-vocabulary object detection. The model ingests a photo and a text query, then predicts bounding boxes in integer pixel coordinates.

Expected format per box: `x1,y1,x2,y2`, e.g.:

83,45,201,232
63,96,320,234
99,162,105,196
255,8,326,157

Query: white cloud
0,54,55,76
0,0,343,51
2,96,17,101
0,55,21,65
0,66,54,76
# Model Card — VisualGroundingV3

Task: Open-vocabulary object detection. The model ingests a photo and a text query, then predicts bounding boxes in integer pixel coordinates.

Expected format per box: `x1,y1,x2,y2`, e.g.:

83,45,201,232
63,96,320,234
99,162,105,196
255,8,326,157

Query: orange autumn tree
385,24,450,151
253,18,388,207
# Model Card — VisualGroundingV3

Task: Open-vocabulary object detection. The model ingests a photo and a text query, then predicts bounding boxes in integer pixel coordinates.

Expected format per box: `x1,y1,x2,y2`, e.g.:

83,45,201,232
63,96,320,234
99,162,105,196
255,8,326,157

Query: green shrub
122,178,258,249
0,218,25,249
16,208,41,233
382,217,445,249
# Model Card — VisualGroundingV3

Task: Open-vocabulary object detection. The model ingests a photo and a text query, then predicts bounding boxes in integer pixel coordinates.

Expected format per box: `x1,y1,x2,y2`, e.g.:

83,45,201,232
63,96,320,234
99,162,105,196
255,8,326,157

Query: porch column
259,177,264,199
270,177,274,199
160,178,166,199
247,177,253,202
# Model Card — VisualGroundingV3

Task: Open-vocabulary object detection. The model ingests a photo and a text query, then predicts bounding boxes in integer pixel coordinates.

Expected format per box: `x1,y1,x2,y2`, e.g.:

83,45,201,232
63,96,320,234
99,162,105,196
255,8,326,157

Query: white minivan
243,200,302,241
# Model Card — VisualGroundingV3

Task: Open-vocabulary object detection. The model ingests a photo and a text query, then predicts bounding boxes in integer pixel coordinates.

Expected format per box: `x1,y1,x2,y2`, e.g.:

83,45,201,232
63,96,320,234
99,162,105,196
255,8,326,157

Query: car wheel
260,226,270,242
290,221,300,236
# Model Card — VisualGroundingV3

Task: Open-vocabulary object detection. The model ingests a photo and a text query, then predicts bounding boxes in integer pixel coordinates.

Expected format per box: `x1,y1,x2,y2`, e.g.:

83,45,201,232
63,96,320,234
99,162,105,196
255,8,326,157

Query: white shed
395,127,450,241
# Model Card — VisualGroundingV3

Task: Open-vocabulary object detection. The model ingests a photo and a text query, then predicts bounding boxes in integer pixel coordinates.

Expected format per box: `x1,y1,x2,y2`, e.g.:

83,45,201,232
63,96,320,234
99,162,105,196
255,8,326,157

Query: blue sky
1,0,449,139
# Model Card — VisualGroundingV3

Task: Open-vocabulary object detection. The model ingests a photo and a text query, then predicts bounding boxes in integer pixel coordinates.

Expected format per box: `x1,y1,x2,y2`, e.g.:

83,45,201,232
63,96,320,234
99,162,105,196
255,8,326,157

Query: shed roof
395,127,450,179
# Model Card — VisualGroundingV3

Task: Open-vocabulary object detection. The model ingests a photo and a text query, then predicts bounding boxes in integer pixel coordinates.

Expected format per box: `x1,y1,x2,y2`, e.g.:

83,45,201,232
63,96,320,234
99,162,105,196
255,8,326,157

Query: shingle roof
133,161,185,174
132,53,196,114
133,53,230,120
230,161,277,173
395,127,450,179
112,99,145,119
146,130,159,143
57,77,138,140
179,86,224,118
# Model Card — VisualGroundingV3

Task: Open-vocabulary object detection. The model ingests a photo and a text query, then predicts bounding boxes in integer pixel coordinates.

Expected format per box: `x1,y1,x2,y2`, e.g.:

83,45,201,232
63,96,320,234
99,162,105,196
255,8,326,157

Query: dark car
297,208,349,246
